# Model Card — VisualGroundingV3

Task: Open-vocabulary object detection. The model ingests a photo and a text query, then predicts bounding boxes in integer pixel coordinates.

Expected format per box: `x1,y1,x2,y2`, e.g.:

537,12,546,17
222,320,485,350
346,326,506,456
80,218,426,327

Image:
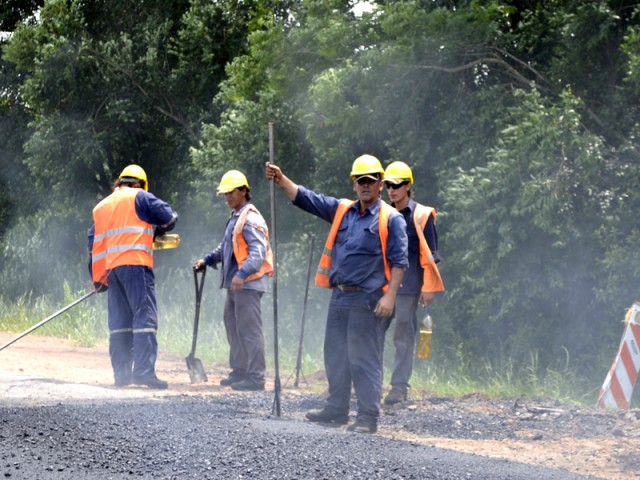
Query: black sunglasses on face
385,181,409,189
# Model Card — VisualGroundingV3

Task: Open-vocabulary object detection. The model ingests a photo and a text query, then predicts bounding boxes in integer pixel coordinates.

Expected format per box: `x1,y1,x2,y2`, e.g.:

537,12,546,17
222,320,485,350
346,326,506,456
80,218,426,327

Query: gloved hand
154,226,167,239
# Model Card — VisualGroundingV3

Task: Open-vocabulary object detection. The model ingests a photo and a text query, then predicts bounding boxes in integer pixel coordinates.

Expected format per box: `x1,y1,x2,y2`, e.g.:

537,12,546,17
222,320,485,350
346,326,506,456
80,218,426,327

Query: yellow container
153,233,181,250
417,314,432,359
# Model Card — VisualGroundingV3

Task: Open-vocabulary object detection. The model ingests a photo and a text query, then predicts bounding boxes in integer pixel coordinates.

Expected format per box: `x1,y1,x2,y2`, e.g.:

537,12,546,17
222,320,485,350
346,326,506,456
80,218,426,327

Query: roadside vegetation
0,282,596,406
2,1,640,409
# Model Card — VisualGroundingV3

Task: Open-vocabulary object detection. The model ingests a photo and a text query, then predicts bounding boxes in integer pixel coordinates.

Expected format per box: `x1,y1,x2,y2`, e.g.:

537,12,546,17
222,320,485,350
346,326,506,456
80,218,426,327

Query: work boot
346,414,377,434
384,388,407,405
132,375,168,390
220,371,244,387
305,408,349,425
230,379,265,391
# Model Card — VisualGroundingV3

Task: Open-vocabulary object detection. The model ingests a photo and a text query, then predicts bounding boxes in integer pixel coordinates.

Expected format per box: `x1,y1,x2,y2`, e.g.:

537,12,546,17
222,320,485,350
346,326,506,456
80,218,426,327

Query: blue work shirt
396,199,441,295
87,188,178,261
203,203,269,293
293,186,408,293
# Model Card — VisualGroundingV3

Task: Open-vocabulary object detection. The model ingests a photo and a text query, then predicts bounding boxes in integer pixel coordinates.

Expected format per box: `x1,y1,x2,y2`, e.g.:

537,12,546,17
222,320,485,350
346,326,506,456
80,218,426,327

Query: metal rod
268,122,281,417
0,289,97,352
294,235,314,388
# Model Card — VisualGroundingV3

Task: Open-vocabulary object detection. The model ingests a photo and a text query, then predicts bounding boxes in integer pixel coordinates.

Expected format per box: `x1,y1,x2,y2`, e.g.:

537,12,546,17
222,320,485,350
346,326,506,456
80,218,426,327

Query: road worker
194,170,272,391
382,161,444,405
266,155,408,433
88,164,178,389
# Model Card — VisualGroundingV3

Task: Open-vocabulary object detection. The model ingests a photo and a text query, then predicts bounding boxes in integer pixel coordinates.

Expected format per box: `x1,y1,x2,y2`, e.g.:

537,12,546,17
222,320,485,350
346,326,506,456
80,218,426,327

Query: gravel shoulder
1,333,638,479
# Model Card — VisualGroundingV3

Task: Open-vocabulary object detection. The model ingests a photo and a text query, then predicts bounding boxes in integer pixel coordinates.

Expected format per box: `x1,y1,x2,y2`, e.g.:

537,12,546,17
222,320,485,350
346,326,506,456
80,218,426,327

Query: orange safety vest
91,187,154,286
315,199,394,292
413,204,444,293
233,205,274,282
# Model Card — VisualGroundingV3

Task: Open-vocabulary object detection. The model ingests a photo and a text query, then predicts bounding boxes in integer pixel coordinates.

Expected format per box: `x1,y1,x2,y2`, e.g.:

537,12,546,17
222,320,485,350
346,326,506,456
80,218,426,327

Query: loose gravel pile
0,391,599,479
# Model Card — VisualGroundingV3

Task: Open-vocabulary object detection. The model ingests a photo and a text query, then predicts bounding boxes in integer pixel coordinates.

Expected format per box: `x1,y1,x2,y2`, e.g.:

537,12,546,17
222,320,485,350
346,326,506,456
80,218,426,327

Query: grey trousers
223,288,265,382
389,294,420,392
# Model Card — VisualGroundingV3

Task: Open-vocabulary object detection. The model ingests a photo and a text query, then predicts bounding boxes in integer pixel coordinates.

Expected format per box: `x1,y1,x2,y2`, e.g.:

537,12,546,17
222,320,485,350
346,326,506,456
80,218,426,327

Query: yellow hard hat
217,170,250,195
350,154,384,180
119,164,148,191
384,161,414,185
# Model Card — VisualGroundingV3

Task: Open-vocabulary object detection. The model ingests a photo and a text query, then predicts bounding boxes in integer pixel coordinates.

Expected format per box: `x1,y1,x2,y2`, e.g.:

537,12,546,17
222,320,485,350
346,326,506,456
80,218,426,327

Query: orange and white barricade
597,302,640,410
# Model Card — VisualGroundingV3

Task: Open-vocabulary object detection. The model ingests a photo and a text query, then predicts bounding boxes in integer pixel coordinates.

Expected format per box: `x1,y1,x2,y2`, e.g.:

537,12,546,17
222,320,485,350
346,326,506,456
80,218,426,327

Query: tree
0,0,43,32
4,0,640,394
0,0,274,296
194,0,640,390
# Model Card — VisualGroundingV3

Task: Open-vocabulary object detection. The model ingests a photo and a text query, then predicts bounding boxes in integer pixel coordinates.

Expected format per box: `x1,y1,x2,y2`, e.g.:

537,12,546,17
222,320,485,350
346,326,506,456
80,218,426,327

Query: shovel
186,266,208,383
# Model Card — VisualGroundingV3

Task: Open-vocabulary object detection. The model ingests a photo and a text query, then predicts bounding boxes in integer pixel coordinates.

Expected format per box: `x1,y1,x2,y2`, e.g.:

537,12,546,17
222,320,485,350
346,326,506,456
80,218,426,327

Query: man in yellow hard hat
194,170,272,391
382,161,444,405
89,164,178,389
266,155,408,433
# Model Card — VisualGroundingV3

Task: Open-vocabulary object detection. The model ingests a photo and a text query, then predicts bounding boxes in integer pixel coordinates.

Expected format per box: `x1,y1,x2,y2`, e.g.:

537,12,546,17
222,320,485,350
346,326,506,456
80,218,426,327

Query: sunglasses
385,181,409,190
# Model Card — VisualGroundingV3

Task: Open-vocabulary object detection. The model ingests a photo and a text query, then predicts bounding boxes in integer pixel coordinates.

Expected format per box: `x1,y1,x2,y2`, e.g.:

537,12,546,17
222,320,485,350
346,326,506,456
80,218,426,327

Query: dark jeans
223,288,265,383
107,265,158,382
323,290,390,418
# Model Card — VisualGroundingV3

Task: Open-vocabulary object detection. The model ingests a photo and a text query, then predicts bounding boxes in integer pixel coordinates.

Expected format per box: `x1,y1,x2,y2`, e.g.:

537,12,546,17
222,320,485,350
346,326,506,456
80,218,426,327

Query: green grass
0,283,107,348
404,344,595,406
0,284,322,376
0,287,607,407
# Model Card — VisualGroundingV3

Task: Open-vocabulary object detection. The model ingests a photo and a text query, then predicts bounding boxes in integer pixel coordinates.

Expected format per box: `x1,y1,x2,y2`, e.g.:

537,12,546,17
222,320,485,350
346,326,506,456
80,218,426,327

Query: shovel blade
185,355,208,384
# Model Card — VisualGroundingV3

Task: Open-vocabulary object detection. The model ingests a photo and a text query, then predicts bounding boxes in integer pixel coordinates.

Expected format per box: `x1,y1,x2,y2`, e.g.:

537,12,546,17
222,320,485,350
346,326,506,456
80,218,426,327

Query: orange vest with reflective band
91,187,154,286
413,204,444,293
233,205,273,282
315,199,394,293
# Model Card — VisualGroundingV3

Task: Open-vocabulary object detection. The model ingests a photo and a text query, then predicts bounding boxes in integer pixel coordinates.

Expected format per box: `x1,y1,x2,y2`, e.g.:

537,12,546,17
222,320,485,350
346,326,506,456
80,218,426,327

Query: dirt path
1,333,639,479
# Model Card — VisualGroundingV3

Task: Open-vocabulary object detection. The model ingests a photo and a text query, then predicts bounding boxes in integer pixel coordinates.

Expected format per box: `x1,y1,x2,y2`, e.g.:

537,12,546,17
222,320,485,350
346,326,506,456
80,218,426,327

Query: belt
335,285,363,292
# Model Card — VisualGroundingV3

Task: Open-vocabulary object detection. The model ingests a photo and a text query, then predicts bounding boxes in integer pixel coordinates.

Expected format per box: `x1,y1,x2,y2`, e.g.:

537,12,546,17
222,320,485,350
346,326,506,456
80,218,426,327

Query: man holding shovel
266,155,408,433
193,170,272,391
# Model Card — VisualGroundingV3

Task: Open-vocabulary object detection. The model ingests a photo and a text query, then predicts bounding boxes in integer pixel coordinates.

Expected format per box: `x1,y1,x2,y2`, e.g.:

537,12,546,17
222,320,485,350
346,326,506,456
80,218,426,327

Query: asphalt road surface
0,386,601,479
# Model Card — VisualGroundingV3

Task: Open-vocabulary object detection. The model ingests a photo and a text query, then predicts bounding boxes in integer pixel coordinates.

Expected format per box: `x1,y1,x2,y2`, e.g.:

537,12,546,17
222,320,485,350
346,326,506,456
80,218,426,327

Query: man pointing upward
266,155,408,433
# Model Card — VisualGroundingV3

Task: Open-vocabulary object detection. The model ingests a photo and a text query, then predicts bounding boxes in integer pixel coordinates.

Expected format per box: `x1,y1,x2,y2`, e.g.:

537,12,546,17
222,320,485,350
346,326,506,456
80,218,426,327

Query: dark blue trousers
107,265,158,383
323,290,390,418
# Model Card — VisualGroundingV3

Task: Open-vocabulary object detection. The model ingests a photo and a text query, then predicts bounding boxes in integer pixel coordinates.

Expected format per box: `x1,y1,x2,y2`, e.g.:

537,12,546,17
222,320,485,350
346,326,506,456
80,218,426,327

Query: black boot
305,408,349,425
220,371,245,386
384,388,408,405
132,375,168,390
347,414,377,434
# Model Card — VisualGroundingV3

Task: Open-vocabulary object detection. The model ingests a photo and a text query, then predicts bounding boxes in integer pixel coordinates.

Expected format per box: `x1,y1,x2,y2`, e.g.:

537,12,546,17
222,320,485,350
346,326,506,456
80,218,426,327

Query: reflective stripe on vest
315,199,393,293
92,187,154,285
413,204,444,293
232,205,274,282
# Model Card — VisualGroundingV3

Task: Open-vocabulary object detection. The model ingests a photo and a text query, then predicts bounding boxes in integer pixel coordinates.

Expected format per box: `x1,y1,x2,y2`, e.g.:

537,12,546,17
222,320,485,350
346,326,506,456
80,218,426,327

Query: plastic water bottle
153,233,181,250
417,314,432,359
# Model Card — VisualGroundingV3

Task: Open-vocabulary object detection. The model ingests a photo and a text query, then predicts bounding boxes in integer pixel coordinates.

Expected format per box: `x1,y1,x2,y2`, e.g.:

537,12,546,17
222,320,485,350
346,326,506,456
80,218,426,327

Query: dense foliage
2,0,640,398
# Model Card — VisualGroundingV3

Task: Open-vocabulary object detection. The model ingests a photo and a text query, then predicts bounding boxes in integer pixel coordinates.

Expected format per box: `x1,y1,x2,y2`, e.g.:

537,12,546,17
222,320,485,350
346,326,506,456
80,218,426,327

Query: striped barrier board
597,302,640,410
